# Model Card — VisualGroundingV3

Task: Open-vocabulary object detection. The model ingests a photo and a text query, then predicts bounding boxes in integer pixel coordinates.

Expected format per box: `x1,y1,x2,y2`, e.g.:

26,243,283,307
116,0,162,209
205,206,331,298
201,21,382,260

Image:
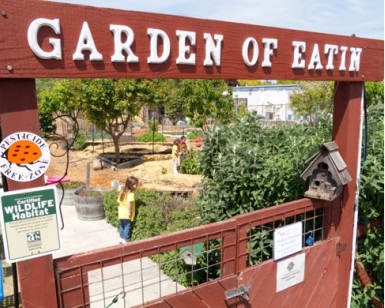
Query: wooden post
332,81,363,307
0,79,58,307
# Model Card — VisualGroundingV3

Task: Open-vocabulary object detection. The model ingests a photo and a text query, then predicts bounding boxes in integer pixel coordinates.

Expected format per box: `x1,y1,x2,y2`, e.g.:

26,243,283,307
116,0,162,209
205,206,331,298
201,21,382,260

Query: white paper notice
273,221,302,260
276,253,305,292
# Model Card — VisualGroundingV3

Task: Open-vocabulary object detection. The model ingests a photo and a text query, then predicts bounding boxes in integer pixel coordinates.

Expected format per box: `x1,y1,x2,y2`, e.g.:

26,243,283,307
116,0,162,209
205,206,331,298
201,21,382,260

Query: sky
50,0,384,40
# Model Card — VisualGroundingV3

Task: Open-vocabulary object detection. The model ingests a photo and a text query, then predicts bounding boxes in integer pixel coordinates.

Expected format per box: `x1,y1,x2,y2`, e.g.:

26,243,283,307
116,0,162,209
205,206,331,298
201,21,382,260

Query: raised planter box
95,155,143,170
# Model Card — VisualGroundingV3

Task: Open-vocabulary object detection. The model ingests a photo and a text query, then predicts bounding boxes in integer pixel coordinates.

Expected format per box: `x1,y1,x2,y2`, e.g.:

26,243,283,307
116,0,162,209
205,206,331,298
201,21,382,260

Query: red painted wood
234,239,339,307
0,79,58,307
0,0,383,81
239,260,276,305
192,278,236,307
332,82,363,307
143,277,239,307
141,301,172,308
55,218,237,271
222,229,237,277
162,290,210,307
54,199,316,272
323,199,341,240
293,239,339,307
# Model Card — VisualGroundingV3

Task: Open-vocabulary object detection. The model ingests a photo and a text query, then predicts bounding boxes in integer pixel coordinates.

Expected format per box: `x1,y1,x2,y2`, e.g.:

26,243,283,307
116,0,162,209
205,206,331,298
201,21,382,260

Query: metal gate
54,198,344,307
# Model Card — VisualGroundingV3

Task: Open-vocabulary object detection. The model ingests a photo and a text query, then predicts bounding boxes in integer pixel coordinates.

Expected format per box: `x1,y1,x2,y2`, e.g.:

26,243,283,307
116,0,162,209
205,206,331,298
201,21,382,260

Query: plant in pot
56,181,86,206
73,186,109,221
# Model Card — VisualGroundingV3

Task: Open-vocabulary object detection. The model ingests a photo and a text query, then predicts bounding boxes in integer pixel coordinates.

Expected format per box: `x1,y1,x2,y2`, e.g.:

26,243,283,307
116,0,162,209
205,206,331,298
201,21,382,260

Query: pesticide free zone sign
0,186,61,263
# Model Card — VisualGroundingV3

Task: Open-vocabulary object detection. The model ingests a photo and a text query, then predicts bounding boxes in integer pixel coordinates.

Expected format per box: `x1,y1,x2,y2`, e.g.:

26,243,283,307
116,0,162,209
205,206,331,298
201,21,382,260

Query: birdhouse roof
179,243,205,255
301,141,352,185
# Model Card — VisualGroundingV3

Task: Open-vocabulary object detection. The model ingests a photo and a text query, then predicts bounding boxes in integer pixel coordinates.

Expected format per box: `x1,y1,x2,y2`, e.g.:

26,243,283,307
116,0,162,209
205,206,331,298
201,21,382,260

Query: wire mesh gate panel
54,198,337,307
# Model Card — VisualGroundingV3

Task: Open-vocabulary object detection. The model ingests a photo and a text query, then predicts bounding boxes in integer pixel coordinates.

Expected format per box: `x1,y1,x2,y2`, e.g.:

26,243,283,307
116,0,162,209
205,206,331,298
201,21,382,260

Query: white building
232,84,302,122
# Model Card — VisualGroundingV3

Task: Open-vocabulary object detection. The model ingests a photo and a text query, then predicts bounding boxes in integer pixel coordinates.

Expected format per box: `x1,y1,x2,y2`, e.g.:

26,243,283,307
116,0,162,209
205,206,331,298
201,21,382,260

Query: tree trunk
112,134,121,163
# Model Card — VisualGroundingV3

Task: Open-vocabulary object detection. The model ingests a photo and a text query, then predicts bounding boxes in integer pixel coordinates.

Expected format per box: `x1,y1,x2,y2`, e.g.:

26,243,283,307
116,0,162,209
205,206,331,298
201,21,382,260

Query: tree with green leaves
177,79,234,129
38,79,86,137
365,81,384,106
290,81,333,124
39,78,147,163
82,78,146,163
141,79,182,124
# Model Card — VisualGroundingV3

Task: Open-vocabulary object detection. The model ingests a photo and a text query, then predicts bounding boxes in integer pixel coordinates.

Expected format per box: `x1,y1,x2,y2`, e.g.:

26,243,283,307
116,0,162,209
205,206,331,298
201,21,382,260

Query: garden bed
96,147,172,170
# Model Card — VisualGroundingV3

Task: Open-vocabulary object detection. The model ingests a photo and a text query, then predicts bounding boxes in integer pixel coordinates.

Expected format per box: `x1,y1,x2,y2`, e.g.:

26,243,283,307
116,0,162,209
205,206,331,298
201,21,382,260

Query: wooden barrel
74,187,109,221
56,187,77,206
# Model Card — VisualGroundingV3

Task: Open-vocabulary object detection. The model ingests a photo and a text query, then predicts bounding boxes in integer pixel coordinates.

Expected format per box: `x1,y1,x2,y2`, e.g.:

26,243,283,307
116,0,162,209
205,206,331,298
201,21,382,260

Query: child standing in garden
118,176,139,243
178,135,189,168
172,138,180,174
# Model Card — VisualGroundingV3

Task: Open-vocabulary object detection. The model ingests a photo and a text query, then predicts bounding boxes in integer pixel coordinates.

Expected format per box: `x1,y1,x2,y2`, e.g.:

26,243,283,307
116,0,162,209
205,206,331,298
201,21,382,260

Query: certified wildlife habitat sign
0,186,61,263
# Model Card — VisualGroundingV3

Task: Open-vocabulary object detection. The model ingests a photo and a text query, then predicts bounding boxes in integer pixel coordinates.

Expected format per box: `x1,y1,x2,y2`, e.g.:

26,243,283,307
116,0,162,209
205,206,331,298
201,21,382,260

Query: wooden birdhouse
179,243,204,265
301,141,352,201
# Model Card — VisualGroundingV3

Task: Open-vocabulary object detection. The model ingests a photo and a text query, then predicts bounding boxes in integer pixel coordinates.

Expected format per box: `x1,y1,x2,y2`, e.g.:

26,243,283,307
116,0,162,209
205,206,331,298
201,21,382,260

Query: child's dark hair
119,176,139,202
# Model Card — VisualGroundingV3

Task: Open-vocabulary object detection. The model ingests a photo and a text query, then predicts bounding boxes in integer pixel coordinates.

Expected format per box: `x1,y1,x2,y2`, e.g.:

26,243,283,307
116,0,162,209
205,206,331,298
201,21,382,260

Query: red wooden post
0,79,58,307
332,81,363,307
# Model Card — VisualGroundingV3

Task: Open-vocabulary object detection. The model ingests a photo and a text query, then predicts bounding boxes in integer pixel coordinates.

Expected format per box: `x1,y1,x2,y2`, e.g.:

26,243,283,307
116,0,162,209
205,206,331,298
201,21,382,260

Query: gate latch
225,285,250,301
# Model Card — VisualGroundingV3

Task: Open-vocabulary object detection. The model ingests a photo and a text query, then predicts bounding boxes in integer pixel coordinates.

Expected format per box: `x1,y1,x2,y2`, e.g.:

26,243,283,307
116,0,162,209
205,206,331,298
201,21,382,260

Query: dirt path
46,142,202,191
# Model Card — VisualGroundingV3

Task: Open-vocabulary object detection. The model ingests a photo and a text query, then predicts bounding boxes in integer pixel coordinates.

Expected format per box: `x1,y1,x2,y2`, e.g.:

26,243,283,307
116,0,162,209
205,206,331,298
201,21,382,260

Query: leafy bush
104,189,160,231
157,250,207,287
38,111,56,138
164,195,200,232
352,225,384,307
136,132,166,142
180,149,201,174
352,102,384,306
103,190,119,229
133,202,165,239
103,189,199,239
197,112,332,224
359,103,384,220
74,132,87,150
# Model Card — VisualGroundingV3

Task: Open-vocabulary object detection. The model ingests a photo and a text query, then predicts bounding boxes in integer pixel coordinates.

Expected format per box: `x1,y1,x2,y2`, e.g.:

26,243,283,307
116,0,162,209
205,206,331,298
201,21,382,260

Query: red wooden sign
0,0,383,81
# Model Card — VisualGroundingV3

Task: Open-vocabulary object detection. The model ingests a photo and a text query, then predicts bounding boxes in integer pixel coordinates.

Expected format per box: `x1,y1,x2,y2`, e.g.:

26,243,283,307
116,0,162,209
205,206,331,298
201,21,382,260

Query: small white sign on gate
276,252,305,292
273,221,303,260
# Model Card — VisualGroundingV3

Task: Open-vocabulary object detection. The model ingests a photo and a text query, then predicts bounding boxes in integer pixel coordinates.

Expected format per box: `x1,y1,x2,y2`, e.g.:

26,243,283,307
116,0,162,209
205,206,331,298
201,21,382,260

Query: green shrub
197,113,332,224
135,189,159,207
180,149,201,174
167,207,200,233
103,190,119,229
74,132,87,150
132,204,165,239
104,189,160,231
157,250,206,287
136,132,166,142
352,102,384,305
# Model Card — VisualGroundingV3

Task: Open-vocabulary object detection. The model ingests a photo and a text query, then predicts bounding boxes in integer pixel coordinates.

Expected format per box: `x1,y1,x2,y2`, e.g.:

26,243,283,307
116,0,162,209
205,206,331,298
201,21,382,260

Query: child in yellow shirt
118,176,139,243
